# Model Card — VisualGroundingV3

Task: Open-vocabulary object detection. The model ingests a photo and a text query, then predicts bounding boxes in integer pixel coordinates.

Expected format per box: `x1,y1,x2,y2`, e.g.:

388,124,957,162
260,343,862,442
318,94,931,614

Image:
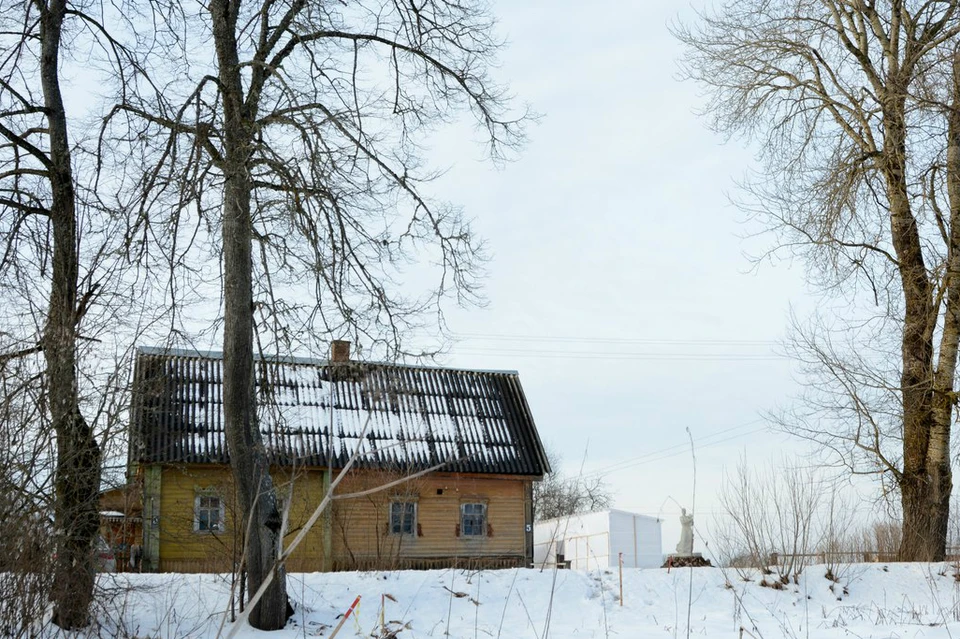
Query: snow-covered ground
42,563,960,637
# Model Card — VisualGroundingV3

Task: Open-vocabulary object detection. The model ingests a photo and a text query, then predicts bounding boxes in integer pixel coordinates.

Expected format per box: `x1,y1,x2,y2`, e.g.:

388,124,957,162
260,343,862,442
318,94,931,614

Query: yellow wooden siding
157,465,530,572
332,472,527,569
157,465,328,573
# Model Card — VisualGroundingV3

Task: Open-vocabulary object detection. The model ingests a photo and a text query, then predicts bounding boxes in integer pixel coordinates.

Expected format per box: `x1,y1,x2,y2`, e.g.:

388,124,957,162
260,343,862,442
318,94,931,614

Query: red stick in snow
328,595,362,639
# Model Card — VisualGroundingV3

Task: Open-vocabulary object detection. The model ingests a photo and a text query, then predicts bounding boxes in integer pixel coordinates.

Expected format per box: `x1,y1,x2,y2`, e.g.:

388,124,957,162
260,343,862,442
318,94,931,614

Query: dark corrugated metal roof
130,347,549,476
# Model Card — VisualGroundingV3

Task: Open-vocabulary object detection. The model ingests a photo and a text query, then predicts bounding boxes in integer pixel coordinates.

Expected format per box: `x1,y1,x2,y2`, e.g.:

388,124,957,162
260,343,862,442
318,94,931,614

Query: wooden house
128,343,549,573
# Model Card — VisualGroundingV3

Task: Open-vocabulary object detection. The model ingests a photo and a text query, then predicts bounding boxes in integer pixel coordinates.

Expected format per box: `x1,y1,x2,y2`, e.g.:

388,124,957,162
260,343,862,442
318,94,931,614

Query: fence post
618,552,623,607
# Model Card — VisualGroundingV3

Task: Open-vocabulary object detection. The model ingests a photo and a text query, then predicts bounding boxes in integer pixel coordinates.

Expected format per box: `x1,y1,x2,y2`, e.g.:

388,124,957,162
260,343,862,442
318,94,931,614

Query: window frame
193,491,225,533
460,502,487,538
389,500,417,537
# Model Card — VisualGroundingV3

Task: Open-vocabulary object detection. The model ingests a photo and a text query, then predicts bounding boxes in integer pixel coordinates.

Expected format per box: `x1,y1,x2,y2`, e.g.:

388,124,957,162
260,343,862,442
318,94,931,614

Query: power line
452,331,778,346
591,428,769,476
581,419,769,479
447,331,786,361
583,425,757,478
453,348,784,361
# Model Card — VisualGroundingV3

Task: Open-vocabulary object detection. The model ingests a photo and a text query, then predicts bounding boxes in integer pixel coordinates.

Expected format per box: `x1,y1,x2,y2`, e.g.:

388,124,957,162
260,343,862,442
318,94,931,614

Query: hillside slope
38,563,960,638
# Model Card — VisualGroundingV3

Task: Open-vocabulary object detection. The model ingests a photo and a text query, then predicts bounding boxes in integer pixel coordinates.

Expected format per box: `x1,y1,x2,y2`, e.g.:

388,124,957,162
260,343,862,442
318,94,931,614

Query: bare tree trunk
875,70,941,561
37,0,101,627
921,48,960,564
210,0,287,629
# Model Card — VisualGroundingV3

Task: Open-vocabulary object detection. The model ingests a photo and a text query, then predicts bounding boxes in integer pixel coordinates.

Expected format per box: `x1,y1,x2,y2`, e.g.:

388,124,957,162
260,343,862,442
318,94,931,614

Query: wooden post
322,468,333,570
143,465,162,571
323,375,335,571
618,552,623,606
523,480,535,566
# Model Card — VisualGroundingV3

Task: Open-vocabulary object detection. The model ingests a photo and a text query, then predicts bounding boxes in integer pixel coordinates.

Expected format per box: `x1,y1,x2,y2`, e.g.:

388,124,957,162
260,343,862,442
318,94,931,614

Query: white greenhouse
533,509,662,570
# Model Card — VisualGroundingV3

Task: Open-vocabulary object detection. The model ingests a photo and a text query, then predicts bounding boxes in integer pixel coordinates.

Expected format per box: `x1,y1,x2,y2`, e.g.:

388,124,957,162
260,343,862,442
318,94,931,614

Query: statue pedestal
663,553,712,568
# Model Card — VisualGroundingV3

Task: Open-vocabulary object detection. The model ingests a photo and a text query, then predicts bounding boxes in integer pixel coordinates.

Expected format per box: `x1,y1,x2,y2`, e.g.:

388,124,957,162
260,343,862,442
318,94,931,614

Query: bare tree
0,0,106,626
0,357,57,635
676,0,960,561
713,457,821,585
533,448,611,521
105,0,528,629
0,0,165,626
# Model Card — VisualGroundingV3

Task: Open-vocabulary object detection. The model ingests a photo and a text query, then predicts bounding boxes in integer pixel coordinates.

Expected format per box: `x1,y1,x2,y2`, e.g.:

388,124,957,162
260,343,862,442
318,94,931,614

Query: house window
389,501,416,536
460,503,486,537
194,493,224,532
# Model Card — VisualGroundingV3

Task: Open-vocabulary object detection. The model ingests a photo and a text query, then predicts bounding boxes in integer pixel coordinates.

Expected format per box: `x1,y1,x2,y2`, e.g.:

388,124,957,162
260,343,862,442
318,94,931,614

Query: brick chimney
330,340,351,363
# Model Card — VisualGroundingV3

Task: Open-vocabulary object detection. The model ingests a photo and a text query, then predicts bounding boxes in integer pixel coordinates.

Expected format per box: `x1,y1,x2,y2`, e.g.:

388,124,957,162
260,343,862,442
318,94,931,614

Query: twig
516,592,541,639
495,568,520,639
444,570,455,638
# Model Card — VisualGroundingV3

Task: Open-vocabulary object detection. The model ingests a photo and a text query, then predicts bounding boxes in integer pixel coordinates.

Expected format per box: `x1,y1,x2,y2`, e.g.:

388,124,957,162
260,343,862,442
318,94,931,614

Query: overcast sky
422,0,820,551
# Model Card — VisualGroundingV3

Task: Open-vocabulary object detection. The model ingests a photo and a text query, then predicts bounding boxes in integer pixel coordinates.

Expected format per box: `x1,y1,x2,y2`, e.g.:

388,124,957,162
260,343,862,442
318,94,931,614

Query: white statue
676,508,694,555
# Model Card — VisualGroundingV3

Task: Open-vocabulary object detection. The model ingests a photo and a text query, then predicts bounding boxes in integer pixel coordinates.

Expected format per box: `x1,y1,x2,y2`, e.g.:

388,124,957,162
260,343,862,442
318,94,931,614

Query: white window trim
389,501,417,536
193,491,225,533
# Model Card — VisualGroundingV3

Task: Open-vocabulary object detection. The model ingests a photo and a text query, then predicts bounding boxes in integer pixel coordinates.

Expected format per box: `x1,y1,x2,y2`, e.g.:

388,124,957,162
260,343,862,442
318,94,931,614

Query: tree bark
210,0,288,629
883,72,942,561
919,48,960,564
37,0,102,628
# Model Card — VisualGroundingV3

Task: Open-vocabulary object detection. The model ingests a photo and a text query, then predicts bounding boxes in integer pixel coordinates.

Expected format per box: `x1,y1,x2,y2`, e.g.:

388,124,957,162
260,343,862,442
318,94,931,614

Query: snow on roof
130,347,549,476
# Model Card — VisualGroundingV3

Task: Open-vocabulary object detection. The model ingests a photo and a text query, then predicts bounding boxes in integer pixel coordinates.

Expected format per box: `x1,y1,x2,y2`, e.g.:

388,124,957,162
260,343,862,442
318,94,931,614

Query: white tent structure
533,509,662,570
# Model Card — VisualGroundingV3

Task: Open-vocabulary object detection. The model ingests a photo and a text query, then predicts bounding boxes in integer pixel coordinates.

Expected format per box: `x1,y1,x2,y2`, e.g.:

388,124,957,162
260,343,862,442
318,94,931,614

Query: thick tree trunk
210,0,288,629
39,0,101,628
882,78,943,561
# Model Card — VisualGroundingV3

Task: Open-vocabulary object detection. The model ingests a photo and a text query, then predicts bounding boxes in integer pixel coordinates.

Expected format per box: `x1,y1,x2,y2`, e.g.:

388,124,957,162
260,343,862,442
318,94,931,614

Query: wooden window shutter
417,523,423,537
455,523,460,537
487,523,494,537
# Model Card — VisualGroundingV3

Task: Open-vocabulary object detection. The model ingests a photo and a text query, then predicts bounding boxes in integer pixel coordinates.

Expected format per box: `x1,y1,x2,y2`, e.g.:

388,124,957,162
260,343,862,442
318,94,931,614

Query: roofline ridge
135,345,519,375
